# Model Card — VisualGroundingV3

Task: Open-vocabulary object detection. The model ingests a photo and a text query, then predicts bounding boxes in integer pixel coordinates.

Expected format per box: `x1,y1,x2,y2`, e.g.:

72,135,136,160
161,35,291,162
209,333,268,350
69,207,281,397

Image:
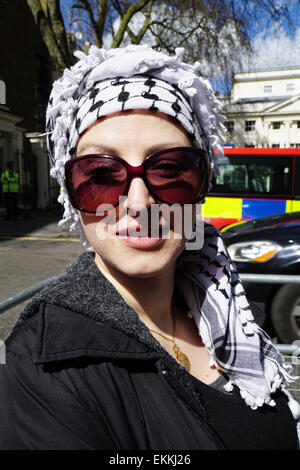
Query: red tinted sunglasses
64,147,210,213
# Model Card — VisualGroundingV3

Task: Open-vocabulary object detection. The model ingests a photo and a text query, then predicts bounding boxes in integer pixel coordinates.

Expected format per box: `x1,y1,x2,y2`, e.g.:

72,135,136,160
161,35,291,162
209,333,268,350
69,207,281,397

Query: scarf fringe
201,327,299,416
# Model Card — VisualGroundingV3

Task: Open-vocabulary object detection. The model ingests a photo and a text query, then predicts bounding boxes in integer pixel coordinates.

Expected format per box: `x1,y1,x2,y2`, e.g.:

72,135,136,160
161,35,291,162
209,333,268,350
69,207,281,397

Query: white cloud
242,24,300,71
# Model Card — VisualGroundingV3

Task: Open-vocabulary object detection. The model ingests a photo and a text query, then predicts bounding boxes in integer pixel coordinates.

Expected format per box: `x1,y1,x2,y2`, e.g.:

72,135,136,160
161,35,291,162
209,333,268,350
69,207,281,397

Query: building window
245,120,256,132
286,83,295,92
297,121,300,128
244,144,255,147
224,121,234,133
272,144,280,148
264,84,272,93
272,121,282,129
291,143,300,148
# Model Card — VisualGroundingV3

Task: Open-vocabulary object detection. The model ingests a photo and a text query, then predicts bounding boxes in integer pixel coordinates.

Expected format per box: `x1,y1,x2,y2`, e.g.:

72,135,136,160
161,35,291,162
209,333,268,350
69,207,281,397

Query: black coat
0,252,297,450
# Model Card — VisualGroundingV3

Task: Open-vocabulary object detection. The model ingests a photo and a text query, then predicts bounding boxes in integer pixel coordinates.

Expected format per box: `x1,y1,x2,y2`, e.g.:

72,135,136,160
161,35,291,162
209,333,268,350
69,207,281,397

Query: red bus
202,148,300,229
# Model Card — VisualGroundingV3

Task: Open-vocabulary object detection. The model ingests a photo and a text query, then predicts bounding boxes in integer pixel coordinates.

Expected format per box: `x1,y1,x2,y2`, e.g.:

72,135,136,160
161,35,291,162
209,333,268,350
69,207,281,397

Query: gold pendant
173,343,191,371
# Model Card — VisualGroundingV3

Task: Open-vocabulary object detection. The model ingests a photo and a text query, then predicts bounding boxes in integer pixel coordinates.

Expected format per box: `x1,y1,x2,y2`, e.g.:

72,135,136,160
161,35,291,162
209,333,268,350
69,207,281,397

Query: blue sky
59,0,300,95
245,0,300,38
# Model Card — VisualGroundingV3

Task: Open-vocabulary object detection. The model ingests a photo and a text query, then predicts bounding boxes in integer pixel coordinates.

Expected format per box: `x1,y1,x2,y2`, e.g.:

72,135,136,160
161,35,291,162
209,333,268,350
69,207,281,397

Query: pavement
0,206,80,240
0,206,83,340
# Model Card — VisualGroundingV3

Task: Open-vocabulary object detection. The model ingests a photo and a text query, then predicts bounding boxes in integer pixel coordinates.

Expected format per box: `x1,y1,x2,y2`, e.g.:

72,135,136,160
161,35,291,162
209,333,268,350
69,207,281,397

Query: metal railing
240,273,300,284
0,277,57,314
275,344,300,400
1,273,300,315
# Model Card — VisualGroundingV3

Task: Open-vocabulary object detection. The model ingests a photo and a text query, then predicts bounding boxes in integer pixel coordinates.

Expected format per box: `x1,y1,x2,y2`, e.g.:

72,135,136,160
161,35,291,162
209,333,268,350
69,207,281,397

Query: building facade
221,68,300,149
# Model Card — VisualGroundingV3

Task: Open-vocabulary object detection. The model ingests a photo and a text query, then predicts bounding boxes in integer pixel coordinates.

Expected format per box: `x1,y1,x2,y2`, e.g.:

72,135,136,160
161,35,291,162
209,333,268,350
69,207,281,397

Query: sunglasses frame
64,146,211,213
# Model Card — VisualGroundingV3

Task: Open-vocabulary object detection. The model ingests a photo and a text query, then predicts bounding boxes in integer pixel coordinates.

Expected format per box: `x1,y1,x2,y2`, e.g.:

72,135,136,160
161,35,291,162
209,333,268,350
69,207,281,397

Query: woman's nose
124,177,155,216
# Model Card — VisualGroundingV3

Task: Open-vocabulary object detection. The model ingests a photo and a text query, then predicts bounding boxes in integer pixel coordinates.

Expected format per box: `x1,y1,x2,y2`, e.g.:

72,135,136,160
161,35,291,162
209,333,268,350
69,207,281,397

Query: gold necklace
148,313,191,371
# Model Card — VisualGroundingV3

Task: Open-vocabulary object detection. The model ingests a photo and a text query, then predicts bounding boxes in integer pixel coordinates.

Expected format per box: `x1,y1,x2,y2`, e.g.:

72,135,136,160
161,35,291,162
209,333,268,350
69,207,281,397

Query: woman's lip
117,226,169,237
116,235,165,249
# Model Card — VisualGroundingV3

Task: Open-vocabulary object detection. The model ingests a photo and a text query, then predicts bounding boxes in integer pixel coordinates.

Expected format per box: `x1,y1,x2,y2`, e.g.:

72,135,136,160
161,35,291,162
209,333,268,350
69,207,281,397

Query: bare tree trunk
95,0,109,47
26,0,72,72
46,0,73,67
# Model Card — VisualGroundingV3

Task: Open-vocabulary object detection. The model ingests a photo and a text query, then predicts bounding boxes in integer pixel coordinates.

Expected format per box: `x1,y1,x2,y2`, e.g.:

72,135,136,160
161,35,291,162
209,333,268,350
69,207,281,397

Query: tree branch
123,0,155,44
111,0,155,48
73,0,108,47
150,20,187,38
111,0,124,16
135,0,155,43
73,0,97,29
125,25,138,43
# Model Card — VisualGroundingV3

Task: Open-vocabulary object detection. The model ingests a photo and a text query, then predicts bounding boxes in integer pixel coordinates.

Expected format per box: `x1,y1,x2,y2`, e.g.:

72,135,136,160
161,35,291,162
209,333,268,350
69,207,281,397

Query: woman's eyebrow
76,144,118,155
145,143,189,154
76,142,185,157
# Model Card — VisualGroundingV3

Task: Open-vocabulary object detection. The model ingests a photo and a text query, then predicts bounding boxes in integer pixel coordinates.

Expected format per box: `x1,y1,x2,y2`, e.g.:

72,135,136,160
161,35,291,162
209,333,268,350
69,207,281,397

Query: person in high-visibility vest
1,161,19,220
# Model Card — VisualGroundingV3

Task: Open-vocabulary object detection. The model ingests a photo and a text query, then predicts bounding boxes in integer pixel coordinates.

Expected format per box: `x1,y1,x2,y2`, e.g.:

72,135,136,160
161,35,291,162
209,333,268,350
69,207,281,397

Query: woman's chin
93,238,185,279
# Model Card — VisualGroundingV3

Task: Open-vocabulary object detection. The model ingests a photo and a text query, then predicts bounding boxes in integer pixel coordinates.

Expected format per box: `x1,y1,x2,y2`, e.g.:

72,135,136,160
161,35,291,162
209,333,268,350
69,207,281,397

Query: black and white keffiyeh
67,75,204,157
176,223,300,418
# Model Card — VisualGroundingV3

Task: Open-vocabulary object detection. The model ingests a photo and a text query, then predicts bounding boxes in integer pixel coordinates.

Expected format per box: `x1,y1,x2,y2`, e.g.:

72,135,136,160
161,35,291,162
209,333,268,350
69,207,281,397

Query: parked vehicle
221,211,300,343
202,148,300,229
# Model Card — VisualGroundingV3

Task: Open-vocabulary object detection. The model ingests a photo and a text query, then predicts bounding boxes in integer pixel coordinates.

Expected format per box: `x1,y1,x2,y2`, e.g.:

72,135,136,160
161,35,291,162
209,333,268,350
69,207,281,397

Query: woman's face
76,110,196,278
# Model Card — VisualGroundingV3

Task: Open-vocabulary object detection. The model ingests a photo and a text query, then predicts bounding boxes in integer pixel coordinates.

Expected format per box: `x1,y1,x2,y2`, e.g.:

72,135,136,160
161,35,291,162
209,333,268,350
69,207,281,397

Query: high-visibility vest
0,170,19,193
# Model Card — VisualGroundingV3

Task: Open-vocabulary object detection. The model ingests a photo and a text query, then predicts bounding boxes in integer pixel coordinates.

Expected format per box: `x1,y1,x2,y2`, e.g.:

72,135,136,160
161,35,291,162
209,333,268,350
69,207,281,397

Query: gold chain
148,313,191,371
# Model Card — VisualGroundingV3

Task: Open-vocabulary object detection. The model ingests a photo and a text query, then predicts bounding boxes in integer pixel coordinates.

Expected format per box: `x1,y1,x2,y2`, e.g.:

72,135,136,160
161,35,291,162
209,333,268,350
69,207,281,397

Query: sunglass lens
146,149,207,204
67,157,127,212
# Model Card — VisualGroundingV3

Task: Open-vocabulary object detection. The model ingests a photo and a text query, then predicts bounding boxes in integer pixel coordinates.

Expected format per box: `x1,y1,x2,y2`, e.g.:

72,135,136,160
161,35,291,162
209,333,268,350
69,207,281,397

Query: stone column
285,120,292,148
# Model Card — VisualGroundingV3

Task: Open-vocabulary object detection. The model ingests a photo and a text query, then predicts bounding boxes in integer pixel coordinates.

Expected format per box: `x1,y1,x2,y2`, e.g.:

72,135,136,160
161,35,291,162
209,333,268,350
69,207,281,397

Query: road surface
0,235,85,340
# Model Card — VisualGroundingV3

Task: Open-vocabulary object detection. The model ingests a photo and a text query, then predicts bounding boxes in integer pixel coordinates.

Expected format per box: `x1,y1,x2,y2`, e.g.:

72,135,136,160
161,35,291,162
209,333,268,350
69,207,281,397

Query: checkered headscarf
66,75,206,158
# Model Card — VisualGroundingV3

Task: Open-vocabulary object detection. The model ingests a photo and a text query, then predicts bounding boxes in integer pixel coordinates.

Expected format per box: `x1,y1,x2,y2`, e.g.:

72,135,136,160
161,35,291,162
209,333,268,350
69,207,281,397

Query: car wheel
271,284,300,343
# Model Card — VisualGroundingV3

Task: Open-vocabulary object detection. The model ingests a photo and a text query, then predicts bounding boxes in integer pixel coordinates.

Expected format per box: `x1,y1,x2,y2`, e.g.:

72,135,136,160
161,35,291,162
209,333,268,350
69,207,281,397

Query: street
0,236,85,340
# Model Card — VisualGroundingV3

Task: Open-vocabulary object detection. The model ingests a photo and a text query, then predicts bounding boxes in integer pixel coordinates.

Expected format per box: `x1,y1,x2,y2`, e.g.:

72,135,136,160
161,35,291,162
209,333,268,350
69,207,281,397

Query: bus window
211,155,293,196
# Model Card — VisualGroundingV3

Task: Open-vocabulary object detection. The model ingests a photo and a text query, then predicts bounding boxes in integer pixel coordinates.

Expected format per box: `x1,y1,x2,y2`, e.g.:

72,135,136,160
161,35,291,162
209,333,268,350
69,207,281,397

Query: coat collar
13,251,171,363
32,302,162,364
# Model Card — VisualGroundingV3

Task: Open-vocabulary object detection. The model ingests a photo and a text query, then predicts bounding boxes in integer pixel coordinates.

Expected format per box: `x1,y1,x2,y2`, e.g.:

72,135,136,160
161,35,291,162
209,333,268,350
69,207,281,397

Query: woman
0,45,299,450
